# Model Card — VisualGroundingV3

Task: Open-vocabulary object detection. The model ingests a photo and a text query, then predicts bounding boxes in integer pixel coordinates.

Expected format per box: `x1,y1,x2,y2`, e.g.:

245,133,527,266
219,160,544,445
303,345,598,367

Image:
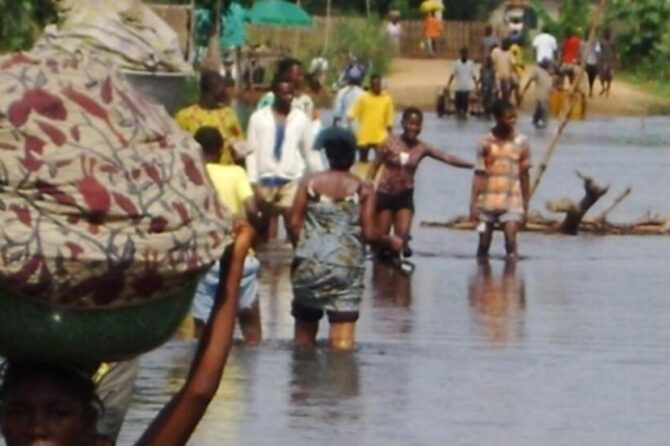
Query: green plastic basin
0,282,197,364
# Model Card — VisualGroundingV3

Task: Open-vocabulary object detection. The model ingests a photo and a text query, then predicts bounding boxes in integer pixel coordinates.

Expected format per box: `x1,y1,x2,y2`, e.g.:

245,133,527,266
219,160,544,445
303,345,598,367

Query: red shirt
562,36,581,64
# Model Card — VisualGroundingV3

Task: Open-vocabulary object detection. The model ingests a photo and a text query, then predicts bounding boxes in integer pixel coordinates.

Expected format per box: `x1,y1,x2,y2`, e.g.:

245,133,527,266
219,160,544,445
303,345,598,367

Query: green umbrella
248,0,312,27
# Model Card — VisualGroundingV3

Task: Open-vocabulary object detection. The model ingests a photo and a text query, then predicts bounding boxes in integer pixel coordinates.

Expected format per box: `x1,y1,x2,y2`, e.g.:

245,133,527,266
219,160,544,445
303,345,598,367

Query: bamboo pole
528,0,609,199
323,0,332,54
594,187,632,223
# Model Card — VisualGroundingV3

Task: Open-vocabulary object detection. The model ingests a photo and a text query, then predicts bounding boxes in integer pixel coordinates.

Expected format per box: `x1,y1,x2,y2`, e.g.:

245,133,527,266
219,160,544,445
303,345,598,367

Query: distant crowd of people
436,24,618,128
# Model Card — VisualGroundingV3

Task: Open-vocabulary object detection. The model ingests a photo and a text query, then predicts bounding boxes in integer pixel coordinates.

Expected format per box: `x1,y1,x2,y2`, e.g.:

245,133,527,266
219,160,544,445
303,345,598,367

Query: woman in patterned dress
288,128,403,350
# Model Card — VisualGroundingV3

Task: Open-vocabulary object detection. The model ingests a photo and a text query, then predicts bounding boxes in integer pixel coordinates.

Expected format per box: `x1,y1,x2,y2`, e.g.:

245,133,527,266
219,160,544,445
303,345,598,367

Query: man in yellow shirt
347,74,394,163
191,126,262,345
175,70,245,165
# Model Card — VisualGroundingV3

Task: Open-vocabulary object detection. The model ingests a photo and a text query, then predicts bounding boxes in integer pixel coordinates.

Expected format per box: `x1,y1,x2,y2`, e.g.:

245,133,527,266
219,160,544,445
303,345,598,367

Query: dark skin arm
243,197,261,232
425,146,474,169
365,150,384,183
470,171,486,222
135,222,254,446
519,149,531,216
287,178,310,248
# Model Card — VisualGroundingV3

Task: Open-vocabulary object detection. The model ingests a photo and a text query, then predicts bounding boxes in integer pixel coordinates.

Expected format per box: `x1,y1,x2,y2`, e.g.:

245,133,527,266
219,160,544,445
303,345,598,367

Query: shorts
376,189,415,212
192,254,260,321
255,179,298,210
478,209,523,224
292,301,359,323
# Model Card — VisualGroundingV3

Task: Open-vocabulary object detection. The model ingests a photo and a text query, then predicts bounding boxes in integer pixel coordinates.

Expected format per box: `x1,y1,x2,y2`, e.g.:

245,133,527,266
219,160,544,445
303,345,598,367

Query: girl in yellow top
175,70,244,165
347,74,394,163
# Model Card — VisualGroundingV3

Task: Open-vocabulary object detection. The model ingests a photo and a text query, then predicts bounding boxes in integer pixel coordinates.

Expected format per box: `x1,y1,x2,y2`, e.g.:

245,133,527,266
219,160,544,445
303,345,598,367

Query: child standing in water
470,100,531,258
367,108,473,258
288,128,403,350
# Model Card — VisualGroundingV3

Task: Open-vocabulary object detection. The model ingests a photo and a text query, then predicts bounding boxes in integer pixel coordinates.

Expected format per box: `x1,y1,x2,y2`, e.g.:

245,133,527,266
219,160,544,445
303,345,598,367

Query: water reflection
289,348,361,424
371,261,412,307
468,259,526,345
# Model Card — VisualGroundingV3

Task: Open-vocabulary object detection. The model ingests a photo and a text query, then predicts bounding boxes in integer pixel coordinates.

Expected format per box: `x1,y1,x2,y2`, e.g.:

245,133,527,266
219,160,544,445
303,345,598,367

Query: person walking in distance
446,47,478,119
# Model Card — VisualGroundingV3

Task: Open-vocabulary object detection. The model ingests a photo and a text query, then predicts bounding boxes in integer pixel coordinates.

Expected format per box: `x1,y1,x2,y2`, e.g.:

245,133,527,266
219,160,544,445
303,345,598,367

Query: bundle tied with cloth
0,0,233,363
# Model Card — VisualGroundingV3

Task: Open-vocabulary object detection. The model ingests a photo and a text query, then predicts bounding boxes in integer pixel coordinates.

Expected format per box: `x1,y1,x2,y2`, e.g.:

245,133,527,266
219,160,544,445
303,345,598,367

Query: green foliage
606,0,670,78
0,0,57,52
387,0,420,20
294,16,394,82
528,0,591,38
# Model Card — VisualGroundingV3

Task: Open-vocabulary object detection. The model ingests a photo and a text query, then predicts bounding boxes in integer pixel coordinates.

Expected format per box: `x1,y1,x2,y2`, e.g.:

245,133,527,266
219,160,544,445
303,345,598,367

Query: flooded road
120,115,670,445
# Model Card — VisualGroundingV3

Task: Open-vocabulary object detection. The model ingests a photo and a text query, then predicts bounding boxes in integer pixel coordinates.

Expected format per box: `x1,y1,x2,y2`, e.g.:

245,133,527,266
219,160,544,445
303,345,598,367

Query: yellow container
549,90,585,120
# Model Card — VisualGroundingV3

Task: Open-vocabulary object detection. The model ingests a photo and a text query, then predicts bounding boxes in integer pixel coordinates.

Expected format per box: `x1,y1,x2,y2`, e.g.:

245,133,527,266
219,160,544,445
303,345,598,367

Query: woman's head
401,107,423,141
319,127,357,171
0,361,101,446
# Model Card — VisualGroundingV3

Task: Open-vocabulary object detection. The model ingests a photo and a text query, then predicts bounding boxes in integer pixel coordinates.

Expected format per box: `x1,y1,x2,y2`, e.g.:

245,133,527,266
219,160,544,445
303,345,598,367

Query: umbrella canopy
248,0,312,27
420,0,444,13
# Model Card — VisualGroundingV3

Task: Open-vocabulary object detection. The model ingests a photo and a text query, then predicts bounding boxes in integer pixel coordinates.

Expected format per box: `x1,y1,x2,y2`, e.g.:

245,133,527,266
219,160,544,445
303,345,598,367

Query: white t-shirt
452,59,476,91
387,22,402,38
532,33,558,62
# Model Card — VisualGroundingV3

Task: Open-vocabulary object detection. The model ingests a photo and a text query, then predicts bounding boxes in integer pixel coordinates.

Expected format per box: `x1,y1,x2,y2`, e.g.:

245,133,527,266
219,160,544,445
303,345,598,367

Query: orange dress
424,16,442,39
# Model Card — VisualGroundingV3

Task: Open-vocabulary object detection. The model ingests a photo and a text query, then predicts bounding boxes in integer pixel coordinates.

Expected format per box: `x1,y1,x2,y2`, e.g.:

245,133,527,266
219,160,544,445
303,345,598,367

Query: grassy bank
619,72,670,100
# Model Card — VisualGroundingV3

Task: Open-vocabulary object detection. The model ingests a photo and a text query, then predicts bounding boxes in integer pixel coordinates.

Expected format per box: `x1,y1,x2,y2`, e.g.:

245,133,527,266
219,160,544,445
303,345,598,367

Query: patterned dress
291,186,365,314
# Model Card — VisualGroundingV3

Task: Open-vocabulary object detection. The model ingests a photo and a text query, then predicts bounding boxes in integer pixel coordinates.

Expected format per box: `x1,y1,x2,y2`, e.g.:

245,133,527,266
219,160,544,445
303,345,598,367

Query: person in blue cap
332,68,366,130
288,127,403,350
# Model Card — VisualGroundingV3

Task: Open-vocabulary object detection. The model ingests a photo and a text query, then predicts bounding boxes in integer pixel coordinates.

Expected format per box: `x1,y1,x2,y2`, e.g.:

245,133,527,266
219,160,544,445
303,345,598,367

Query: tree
528,0,591,38
606,0,670,73
0,0,57,52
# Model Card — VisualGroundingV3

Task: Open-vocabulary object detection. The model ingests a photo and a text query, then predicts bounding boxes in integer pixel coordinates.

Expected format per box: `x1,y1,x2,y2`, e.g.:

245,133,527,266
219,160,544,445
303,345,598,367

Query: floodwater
120,115,670,445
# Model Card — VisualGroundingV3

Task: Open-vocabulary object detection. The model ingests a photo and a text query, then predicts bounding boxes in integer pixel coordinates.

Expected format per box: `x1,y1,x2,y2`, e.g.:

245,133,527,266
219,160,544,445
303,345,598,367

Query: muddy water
119,116,670,445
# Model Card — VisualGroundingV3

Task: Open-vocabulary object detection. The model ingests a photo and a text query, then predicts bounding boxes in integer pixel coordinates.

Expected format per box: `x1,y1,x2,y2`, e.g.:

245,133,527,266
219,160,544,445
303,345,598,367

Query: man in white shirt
446,47,477,119
246,75,324,235
532,28,558,64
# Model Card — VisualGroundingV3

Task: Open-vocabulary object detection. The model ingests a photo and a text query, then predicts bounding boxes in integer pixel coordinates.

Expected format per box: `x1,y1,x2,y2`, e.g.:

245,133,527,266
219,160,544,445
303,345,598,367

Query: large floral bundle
0,48,231,308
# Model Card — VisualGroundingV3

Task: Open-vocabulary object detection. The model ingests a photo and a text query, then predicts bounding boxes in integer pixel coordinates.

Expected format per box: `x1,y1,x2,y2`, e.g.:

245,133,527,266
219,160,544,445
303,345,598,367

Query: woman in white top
386,15,402,55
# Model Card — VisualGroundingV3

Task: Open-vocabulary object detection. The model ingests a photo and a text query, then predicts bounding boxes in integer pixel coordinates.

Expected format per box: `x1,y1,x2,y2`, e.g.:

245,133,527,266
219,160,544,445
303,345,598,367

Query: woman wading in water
367,108,473,259
288,128,403,350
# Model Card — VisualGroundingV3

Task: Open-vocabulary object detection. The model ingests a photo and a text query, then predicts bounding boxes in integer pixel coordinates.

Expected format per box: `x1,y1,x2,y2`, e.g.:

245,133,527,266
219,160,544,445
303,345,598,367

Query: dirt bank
386,58,670,116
